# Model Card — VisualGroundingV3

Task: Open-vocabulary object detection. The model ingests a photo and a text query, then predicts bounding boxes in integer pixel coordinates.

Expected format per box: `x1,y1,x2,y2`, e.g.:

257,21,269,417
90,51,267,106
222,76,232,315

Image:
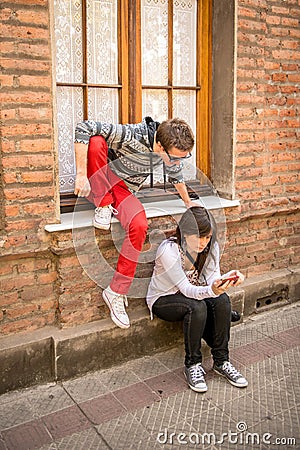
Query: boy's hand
74,174,91,197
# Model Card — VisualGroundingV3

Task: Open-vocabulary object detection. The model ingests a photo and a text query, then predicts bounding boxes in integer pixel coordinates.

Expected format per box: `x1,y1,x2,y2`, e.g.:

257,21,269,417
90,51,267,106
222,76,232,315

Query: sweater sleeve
159,242,217,300
74,120,130,149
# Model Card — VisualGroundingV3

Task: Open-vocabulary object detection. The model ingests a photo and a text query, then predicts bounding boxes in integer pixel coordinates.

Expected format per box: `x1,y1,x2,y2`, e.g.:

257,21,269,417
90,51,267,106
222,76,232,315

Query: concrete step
0,266,299,394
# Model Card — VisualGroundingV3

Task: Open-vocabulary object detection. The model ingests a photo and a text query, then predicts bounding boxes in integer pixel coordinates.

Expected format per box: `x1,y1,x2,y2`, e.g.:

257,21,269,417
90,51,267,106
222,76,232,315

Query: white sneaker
102,287,130,329
93,205,118,230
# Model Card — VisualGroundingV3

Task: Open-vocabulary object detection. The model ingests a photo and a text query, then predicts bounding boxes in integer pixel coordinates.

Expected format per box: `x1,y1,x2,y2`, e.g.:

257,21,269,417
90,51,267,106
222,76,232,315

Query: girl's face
185,232,212,253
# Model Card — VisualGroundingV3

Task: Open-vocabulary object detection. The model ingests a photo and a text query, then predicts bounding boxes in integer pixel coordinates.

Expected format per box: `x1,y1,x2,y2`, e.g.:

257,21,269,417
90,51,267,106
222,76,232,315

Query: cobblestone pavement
0,303,299,450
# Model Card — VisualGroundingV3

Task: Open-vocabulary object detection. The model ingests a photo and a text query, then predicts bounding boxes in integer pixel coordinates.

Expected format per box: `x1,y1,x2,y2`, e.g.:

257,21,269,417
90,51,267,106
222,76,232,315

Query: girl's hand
211,270,245,296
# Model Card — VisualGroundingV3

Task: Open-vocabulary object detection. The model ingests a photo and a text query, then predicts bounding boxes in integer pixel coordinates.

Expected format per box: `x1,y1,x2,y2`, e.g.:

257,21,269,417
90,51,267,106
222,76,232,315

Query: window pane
173,90,197,180
87,0,118,84
173,0,197,86
88,88,119,122
141,0,168,86
54,0,83,83
142,89,168,122
57,87,83,193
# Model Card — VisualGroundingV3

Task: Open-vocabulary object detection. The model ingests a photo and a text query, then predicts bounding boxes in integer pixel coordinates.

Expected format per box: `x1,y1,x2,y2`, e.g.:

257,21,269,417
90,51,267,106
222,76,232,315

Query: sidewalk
0,303,299,450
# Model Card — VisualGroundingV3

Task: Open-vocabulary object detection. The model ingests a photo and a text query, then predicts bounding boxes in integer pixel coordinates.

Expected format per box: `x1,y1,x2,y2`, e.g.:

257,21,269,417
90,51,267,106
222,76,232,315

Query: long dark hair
174,206,217,274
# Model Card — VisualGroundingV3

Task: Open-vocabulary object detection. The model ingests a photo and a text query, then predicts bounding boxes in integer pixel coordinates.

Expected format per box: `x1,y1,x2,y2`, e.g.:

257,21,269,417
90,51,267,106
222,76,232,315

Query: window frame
56,0,212,212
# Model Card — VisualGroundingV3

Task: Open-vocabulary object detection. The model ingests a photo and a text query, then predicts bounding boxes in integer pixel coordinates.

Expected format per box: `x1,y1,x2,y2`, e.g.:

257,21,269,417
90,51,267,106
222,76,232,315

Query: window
53,0,212,211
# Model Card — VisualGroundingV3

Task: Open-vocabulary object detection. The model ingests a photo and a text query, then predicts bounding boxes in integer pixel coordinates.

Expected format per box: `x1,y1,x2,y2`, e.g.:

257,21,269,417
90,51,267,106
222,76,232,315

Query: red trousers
86,136,148,295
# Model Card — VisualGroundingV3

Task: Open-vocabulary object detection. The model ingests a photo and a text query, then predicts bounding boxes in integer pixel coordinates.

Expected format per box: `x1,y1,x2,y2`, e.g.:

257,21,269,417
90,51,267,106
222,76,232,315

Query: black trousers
152,293,231,368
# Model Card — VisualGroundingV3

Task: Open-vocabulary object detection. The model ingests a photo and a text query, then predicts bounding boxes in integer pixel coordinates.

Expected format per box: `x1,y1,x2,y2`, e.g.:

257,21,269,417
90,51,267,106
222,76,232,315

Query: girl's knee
216,293,231,312
190,299,207,317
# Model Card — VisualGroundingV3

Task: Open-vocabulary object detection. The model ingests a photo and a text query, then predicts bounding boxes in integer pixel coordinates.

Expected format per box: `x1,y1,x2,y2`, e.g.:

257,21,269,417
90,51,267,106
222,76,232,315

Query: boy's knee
88,136,107,155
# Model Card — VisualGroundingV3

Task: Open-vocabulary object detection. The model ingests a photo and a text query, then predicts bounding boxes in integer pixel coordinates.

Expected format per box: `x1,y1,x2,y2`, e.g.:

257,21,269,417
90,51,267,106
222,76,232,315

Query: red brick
0,108,16,120
1,90,51,105
0,24,49,40
5,186,54,200
21,171,53,184
14,9,49,26
2,154,54,170
1,57,51,72
18,139,52,153
0,74,14,87
18,107,52,120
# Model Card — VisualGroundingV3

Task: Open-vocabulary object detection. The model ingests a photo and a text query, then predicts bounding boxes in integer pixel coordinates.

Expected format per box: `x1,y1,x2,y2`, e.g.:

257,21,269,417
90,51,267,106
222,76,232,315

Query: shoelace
111,294,128,316
95,205,118,219
189,363,206,383
222,362,242,380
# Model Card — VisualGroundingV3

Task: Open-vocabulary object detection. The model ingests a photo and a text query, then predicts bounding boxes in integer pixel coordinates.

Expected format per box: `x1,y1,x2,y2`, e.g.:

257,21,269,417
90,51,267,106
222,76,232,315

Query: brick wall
235,0,299,218
0,0,58,333
226,0,300,273
0,0,299,335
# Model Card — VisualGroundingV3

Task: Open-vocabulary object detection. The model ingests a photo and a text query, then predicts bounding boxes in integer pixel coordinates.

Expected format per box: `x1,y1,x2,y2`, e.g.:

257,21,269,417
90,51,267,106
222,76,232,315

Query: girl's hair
174,206,217,273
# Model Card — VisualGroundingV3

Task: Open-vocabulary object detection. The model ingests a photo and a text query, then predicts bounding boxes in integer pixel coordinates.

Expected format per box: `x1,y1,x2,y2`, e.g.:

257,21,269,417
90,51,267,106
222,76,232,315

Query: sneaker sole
93,220,111,231
213,367,248,388
184,371,208,393
102,291,130,329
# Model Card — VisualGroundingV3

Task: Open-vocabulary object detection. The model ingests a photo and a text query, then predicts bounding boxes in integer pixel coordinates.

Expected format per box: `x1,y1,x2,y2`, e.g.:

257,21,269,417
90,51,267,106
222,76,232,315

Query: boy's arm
174,182,198,208
74,142,91,197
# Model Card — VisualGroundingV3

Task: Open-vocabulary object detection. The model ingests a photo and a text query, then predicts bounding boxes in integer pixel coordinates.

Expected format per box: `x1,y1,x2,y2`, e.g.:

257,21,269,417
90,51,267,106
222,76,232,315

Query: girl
146,206,248,392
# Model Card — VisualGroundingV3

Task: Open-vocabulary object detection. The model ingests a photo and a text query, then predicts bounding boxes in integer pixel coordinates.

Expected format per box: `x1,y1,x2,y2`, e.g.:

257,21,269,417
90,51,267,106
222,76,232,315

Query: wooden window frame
58,0,212,213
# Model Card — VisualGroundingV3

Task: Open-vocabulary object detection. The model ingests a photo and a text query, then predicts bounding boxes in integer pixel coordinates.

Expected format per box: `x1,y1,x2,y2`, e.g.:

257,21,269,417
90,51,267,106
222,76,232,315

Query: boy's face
154,141,192,166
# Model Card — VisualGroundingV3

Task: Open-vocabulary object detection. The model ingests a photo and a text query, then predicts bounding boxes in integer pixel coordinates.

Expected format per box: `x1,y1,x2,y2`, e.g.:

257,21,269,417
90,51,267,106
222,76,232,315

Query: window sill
45,196,240,233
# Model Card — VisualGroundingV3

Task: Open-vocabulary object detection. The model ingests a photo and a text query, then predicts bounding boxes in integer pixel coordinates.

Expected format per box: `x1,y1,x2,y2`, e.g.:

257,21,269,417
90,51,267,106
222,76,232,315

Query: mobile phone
219,275,239,286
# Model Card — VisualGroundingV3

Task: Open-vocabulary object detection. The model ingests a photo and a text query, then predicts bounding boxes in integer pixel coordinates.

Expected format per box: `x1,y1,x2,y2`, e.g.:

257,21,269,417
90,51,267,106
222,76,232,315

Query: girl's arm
159,243,218,300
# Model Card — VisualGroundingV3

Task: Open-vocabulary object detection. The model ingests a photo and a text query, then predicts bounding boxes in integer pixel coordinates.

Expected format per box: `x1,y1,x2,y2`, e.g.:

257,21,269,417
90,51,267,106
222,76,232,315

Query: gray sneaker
184,363,207,393
213,361,248,388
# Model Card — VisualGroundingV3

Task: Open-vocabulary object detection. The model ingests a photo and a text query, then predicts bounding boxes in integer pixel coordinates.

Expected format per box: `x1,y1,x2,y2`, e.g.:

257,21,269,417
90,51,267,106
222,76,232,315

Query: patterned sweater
74,116,184,191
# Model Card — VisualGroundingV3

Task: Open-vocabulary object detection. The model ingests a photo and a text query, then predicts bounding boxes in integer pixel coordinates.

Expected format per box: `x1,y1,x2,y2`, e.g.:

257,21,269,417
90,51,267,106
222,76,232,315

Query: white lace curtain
54,0,197,193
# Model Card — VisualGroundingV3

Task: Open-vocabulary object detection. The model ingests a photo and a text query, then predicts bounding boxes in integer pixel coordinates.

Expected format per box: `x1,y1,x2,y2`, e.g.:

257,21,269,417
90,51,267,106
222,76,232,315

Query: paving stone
2,419,51,450
42,405,91,440
23,384,75,417
113,381,160,411
230,336,286,366
229,323,266,348
0,439,5,450
245,407,299,446
273,327,300,347
38,427,109,450
96,412,163,450
96,366,141,392
244,304,300,338
0,304,299,450
125,355,170,380
154,346,186,371
145,370,187,398
0,397,35,430
214,393,273,429
80,393,126,424
63,373,109,403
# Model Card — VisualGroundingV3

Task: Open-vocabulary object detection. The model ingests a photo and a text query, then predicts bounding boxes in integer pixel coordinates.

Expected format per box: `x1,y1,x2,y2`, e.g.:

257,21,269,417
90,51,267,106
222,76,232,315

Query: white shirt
146,239,221,317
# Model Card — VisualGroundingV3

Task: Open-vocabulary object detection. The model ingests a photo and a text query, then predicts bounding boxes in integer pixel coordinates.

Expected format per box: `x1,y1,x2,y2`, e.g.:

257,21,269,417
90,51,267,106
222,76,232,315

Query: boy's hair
174,206,218,274
156,118,195,152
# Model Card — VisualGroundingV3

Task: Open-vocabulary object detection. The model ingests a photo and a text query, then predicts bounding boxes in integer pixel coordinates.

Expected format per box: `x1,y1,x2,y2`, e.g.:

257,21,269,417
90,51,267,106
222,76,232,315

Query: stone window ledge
45,196,240,233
